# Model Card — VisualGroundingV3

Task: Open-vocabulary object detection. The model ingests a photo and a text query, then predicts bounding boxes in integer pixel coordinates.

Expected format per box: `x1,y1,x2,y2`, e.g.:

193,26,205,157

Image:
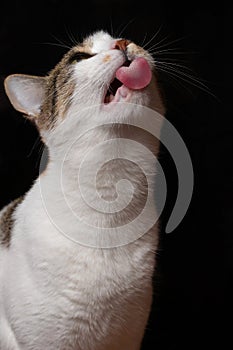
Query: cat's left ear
4,74,46,117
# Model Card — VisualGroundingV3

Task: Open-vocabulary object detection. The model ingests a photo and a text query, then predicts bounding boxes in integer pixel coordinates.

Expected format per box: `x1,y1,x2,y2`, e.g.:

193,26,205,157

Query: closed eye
69,52,95,64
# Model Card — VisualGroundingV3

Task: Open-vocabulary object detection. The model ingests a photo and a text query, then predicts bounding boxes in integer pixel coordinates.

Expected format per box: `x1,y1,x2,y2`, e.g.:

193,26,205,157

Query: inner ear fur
4,74,47,117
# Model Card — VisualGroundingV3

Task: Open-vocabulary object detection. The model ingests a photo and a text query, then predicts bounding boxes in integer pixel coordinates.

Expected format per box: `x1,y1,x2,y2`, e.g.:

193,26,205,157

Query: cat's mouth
104,77,124,104
103,57,152,105
104,60,130,104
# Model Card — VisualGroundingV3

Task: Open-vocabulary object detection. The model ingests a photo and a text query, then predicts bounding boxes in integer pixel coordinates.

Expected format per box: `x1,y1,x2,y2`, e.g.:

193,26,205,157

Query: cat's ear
4,74,46,117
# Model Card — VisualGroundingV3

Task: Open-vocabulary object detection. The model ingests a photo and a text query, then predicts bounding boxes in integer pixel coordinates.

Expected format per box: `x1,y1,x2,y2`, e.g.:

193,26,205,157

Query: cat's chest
4,238,152,328
30,243,147,294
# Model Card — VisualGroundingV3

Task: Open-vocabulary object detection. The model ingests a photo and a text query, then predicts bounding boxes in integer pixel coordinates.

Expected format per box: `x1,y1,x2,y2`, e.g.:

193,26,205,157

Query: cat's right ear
4,74,47,118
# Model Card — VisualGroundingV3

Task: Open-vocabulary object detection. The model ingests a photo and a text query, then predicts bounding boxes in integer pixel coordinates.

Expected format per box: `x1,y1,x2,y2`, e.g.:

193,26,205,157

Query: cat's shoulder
0,197,24,247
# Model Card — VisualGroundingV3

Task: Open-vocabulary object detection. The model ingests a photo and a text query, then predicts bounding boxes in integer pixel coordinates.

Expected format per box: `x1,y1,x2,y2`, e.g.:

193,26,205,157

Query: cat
0,30,165,349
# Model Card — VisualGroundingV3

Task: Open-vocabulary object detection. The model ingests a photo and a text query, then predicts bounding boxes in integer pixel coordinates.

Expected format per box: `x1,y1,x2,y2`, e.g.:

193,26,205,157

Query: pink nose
114,39,131,51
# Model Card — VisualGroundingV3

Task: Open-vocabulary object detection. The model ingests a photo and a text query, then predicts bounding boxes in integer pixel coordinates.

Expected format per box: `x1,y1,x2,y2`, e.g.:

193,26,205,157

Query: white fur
90,31,116,53
0,32,164,349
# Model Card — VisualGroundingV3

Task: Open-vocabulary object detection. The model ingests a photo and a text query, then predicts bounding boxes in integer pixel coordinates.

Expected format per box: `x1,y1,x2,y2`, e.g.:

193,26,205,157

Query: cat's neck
37,125,158,247
42,124,158,201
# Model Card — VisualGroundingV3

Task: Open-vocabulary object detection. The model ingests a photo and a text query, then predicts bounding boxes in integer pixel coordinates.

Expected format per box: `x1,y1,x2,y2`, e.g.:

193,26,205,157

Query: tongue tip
116,57,152,90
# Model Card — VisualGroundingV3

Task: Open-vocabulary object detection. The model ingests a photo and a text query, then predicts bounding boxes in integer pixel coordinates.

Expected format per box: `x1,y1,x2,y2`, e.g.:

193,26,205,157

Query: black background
0,1,228,349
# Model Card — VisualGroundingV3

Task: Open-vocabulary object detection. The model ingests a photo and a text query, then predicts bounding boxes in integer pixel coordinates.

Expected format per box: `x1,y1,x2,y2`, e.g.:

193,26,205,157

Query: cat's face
4,31,165,144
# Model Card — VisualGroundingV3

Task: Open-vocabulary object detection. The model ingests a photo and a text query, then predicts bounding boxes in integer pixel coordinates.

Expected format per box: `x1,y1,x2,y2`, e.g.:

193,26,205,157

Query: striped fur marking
0,197,23,247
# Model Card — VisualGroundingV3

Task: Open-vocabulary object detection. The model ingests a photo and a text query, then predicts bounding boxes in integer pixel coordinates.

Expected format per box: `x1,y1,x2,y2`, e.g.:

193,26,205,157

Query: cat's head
4,31,165,145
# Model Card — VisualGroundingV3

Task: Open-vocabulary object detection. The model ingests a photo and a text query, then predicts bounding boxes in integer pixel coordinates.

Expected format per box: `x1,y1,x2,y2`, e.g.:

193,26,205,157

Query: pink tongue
116,57,152,90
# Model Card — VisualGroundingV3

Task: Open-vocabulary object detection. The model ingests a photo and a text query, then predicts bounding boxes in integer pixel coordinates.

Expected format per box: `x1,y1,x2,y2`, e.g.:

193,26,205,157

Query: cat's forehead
81,31,115,53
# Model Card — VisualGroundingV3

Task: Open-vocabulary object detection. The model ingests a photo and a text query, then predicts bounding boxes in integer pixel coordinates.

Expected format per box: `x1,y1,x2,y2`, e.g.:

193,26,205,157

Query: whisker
40,42,72,50
109,16,114,37
142,25,163,49
154,60,196,74
146,35,171,52
155,64,218,100
153,56,191,64
156,66,194,96
27,136,42,158
64,25,79,46
155,61,212,89
140,32,148,47
148,35,189,53
117,17,137,38
147,36,172,53
150,48,196,55
50,33,73,50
